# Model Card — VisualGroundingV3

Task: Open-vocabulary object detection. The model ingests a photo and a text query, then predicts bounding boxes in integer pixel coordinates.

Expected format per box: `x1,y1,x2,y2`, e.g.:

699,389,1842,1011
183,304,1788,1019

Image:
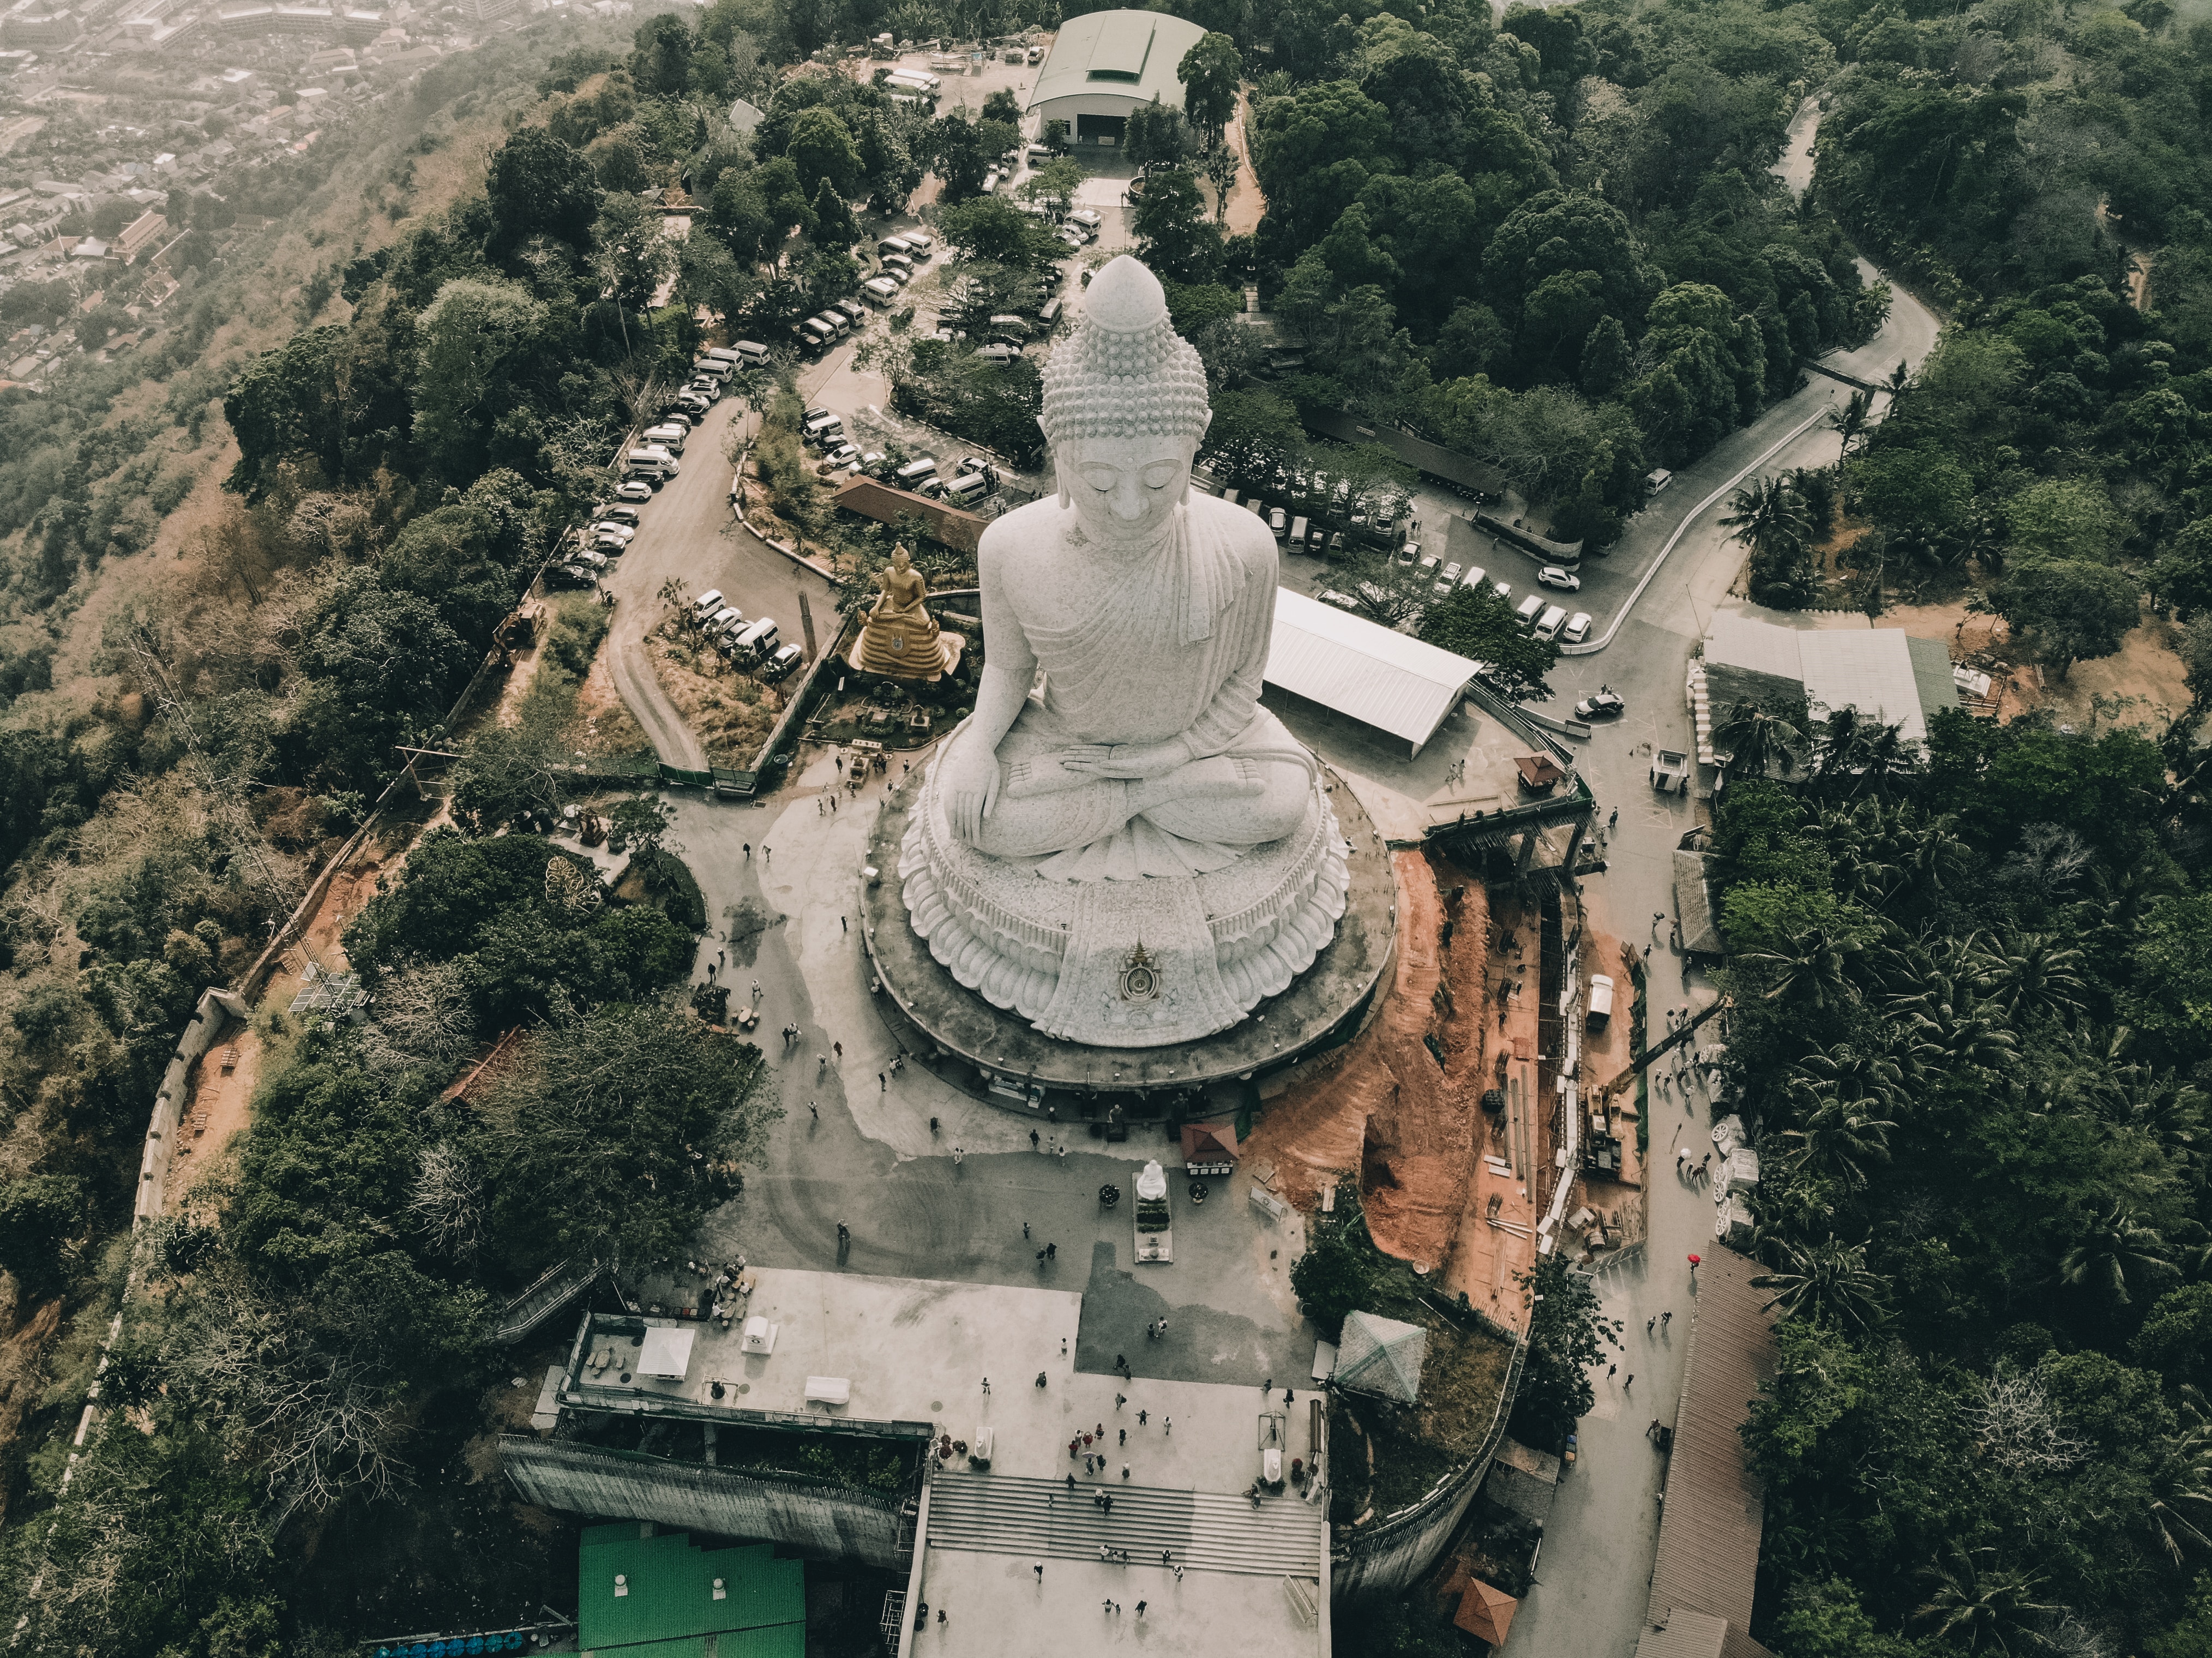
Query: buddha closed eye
1079,460,1183,492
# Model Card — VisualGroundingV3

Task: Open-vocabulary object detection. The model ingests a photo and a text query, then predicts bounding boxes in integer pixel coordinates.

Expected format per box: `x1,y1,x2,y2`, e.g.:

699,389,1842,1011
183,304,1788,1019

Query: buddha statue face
890,543,912,573
1058,431,1203,547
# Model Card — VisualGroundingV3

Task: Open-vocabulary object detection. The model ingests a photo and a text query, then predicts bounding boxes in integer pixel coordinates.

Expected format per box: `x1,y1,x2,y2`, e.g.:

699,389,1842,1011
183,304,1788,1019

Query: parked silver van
731,616,780,662
1534,603,1568,642
1514,592,1547,630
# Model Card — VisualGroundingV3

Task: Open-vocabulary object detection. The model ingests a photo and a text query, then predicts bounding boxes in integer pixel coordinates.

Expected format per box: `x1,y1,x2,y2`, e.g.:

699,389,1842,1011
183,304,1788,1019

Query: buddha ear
1043,418,1069,508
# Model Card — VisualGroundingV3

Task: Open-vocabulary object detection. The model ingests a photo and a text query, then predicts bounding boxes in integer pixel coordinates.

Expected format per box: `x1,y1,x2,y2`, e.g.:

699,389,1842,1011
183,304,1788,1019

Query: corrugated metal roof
1703,614,1804,681
1675,850,1724,956
1644,1247,1776,1647
1634,1608,1730,1658
1798,630,1928,744
833,476,987,554
1026,8,1206,111
1905,633,1962,728
1266,588,1476,750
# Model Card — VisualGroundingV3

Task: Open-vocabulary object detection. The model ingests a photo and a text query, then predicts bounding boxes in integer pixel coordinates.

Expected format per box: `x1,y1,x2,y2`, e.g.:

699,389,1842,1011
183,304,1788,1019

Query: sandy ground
163,1023,261,1210
1221,92,1265,238
1877,596,2191,730
1237,848,1558,1326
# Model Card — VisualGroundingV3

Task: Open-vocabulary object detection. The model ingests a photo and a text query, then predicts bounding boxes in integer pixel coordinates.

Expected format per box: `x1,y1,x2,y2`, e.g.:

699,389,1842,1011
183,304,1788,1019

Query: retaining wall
1329,1335,1526,1603
500,1437,906,1568
131,986,250,1225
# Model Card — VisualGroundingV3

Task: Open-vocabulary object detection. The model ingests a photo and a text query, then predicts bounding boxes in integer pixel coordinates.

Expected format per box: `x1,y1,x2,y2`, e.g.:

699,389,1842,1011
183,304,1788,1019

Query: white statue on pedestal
900,256,1348,1047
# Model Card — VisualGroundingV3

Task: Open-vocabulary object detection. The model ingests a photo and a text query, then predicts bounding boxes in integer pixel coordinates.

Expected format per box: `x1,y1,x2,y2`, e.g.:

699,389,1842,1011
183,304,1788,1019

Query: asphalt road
1498,98,1936,1658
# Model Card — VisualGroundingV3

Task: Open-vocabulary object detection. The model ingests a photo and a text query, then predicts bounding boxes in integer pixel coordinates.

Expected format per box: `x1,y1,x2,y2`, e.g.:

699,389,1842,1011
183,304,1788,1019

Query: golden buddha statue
849,544,959,678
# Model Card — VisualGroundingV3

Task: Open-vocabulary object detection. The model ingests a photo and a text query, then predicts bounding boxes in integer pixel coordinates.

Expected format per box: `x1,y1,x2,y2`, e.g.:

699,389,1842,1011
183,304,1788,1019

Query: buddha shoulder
1185,490,1284,573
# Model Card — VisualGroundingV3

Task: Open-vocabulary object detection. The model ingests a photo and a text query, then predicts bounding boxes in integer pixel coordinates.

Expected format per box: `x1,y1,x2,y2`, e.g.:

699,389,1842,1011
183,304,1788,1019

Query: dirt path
164,1024,261,1211
608,599,709,771
1222,91,1266,237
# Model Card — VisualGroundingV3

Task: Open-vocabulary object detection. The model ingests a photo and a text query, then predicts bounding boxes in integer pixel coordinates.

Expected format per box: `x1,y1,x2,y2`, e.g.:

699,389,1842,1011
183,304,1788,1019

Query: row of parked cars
802,407,1003,504
548,499,649,590
688,587,804,682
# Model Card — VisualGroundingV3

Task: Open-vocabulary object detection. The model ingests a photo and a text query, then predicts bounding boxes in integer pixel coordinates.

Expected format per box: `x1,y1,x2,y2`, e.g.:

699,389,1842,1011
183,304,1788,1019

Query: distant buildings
116,209,165,261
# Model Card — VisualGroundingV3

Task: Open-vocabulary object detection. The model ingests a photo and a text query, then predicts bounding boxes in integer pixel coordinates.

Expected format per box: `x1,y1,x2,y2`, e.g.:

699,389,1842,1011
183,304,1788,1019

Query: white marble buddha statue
931,255,1314,881
898,255,1348,1047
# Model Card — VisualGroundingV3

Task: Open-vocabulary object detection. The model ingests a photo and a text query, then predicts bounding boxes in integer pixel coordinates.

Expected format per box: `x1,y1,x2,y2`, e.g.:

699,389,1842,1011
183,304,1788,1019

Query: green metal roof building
1025,8,1208,148
578,1523,805,1658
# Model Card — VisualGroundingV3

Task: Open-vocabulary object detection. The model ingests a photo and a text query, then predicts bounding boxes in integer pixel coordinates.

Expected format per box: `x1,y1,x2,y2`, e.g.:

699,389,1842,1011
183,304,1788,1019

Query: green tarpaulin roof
578,1524,804,1658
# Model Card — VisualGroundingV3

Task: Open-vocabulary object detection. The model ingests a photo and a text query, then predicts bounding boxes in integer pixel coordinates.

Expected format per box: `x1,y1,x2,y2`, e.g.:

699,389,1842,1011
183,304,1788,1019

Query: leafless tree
358,960,476,1073
1963,1372,2088,1474
172,1278,414,1520
544,855,604,917
407,1143,485,1262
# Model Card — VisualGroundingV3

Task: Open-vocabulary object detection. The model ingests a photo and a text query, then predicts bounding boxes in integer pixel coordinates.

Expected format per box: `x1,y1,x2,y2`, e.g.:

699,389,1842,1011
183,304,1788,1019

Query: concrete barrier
133,986,249,1225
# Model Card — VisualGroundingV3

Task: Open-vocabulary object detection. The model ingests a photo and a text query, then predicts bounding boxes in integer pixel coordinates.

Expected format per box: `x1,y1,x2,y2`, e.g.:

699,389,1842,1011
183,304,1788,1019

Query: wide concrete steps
927,1470,1324,1577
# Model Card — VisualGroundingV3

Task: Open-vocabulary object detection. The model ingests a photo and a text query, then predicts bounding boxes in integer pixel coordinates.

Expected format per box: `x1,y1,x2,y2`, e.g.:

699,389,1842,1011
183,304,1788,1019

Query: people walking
981,1377,989,1395
1163,1416,1171,1435
1119,1428,1126,1446
1030,1129,1040,1150
1625,1374,1634,1390
1034,1562,1044,1581
810,1102,819,1122
879,1073,887,1092
1023,1222,1031,1240
1662,1310,1672,1327
1037,1372,1049,1389
1137,1409,1147,1426
1647,1317,1656,1335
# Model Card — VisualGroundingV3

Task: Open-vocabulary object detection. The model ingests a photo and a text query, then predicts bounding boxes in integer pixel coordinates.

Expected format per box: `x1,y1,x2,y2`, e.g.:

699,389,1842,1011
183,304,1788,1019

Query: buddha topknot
1039,255,1211,446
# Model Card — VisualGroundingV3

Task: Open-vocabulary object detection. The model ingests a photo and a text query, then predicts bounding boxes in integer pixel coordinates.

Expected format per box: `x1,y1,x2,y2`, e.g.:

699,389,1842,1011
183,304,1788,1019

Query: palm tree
1712,698,1809,780
1827,388,1873,458
1778,1088,1896,1193
1791,1042,1908,1120
2058,1202,2176,1306
2148,1405,2212,1564
1981,933,2089,1023
1721,474,1815,595
1752,1235,1890,1332
1741,922,1863,1014
1912,1547,2056,1655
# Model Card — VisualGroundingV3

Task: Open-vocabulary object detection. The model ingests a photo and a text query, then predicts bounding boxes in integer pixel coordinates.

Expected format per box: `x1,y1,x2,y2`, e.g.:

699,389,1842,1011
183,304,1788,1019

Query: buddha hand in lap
931,256,1313,878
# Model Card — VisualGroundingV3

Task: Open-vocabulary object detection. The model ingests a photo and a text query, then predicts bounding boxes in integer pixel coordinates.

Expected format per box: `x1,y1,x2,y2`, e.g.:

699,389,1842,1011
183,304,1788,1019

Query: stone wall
132,986,249,1225
500,1437,907,1569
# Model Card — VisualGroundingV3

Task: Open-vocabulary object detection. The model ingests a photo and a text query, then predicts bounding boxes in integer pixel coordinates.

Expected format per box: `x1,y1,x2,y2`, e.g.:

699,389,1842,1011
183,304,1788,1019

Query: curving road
1499,97,1938,1658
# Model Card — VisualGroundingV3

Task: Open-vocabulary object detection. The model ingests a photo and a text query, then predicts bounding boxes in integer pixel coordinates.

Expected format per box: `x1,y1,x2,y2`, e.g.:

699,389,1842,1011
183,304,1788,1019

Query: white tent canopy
1332,1311,1428,1403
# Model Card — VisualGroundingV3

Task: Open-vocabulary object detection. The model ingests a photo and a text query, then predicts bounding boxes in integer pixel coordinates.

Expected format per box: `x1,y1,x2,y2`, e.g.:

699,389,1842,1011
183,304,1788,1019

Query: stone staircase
927,1470,1325,1578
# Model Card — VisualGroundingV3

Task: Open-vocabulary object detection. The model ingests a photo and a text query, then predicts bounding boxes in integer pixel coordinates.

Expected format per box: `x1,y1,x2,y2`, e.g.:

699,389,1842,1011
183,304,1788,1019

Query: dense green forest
1707,700,2212,1656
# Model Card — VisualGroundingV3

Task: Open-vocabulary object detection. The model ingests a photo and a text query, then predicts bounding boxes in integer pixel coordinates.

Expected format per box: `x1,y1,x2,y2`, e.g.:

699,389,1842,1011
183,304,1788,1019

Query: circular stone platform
860,765,1398,1104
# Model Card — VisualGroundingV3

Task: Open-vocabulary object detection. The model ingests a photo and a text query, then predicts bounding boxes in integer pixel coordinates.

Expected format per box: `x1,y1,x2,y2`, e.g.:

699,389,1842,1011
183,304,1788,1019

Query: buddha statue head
1040,255,1212,546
